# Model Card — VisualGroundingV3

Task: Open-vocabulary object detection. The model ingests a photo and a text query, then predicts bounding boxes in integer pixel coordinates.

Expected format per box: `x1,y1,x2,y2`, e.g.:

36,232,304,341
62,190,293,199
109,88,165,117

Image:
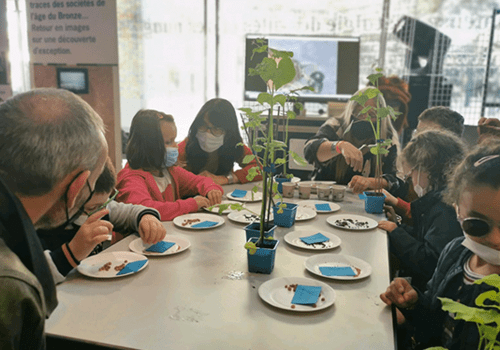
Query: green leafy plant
426,274,500,350
239,39,310,253
349,69,400,192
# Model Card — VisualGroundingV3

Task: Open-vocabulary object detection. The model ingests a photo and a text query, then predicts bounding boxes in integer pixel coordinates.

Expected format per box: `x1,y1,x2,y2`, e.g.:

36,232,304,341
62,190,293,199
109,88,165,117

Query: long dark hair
185,98,244,175
126,109,174,173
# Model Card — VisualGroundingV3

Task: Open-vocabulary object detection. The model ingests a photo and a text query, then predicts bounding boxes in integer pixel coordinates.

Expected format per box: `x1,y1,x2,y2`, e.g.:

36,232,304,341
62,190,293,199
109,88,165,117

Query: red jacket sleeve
396,197,412,219
170,166,223,198
234,145,262,184
116,169,199,221
177,139,187,167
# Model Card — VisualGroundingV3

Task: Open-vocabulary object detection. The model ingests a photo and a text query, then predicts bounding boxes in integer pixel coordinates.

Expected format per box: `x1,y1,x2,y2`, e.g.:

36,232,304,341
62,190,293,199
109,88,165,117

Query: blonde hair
325,86,401,179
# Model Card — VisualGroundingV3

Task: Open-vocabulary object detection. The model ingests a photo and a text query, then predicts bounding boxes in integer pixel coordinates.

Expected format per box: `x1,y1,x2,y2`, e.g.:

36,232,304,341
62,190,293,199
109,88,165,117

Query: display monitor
244,35,360,102
57,67,89,94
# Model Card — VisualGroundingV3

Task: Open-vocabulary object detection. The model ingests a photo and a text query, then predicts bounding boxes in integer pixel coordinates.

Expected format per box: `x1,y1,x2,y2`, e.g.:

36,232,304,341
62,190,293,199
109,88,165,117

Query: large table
46,183,395,349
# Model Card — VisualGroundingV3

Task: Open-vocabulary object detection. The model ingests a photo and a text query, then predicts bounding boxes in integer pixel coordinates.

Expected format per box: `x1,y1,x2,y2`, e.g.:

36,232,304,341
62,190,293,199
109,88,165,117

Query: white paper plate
226,191,263,202
296,200,341,213
326,214,378,231
258,276,336,312
227,209,272,224
284,230,341,250
296,180,336,193
173,213,225,230
129,236,191,256
77,251,148,279
305,254,372,280
294,207,317,221
203,200,245,215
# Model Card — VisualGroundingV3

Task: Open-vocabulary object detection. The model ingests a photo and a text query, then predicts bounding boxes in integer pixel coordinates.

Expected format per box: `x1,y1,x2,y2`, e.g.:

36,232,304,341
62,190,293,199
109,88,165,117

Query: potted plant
351,69,400,214
238,39,310,273
425,274,500,350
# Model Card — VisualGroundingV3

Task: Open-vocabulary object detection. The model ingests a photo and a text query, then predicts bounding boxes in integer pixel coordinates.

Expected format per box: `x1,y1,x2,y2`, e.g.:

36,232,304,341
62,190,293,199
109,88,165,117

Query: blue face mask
165,147,179,167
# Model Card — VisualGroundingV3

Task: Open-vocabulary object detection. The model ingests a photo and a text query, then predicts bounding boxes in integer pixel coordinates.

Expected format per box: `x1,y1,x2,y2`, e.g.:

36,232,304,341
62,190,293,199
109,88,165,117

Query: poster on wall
0,0,12,100
26,0,118,65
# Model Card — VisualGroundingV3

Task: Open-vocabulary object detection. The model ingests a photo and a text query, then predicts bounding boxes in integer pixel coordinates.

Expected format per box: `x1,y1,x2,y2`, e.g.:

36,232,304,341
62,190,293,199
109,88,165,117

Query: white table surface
46,183,395,350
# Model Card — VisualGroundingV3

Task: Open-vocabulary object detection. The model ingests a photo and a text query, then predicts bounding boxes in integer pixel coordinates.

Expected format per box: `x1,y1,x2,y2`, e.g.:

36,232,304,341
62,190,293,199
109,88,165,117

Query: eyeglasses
457,216,499,237
85,189,119,217
65,180,96,225
199,124,225,137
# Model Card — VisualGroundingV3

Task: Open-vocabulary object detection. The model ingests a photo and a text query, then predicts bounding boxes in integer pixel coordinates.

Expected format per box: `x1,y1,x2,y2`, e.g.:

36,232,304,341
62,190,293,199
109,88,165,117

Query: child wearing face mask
377,130,465,292
177,98,262,185
116,110,223,221
37,157,166,284
381,140,500,350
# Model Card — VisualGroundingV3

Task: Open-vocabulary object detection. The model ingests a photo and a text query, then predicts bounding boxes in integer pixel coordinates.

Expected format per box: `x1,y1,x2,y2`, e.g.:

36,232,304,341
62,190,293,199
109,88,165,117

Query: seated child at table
377,130,465,292
381,140,500,350
38,157,166,284
116,110,223,221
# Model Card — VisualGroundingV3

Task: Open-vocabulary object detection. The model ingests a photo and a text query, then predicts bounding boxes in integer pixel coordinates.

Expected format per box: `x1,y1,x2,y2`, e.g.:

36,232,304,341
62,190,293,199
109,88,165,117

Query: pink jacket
116,164,223,221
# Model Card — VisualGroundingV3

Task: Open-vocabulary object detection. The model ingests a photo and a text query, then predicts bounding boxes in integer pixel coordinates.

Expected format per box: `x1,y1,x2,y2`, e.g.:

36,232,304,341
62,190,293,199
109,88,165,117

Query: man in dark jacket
0,88,108,349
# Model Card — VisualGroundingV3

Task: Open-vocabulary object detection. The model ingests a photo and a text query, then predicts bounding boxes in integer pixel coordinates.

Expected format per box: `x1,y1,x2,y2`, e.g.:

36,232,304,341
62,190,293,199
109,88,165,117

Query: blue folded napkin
191,220,219,228
116,260,148,276
315,203,331,211
319,266,356,276
231,189,248,198
291,285,322,305
300,233,330,245
145,241,175,253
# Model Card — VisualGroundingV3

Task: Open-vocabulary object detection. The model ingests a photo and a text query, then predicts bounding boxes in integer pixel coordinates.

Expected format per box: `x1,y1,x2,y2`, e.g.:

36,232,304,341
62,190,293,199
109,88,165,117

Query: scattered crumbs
291,304,296,309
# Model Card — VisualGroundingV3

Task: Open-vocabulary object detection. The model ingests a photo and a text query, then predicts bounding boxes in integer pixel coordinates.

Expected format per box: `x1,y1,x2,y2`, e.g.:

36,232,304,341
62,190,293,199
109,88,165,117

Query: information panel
26,0,118,65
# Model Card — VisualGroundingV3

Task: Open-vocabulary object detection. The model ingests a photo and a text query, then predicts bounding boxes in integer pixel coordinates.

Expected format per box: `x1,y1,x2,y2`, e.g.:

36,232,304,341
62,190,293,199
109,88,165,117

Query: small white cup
298,183,312,199
331,185,346,202
281,182,296,198
317,184,332,201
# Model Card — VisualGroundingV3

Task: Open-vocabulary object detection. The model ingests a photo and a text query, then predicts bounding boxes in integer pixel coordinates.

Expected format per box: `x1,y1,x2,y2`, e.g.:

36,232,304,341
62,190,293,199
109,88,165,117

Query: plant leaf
365,87,381,99
439,297,500,324
476,290,500,311
350,92,369,106
257,92,274,106
290,150,308,166
242,154,256,164
287,110,297,120
244,242,257,255
368,73,384,85
475,274,500,290
275,158,287,165
274,94,287,108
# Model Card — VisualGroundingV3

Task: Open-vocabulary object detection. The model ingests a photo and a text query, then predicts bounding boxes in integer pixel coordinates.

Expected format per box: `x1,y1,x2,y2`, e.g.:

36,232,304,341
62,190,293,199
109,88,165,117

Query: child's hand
384,205,398,223
348,175,373,194
138,214,166,244
68,209,113,261
378,220,398,233
194,195,210,209
380,278,418,309
382,189,397,206
207,190,222,206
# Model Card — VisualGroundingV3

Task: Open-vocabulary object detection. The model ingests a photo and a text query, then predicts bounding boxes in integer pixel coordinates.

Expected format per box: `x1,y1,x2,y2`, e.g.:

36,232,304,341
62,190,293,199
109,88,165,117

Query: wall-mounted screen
57,68,89,94
244,35,360,102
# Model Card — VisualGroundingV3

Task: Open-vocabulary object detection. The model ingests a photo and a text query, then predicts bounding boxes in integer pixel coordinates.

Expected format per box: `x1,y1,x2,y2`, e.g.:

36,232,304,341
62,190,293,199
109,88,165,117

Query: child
377,130,465,292
381,140,500,349
38,158,166,284
116,110,223,221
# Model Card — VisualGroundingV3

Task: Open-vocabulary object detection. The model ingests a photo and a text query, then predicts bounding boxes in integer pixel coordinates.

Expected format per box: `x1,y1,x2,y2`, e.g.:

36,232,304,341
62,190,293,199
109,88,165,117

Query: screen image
244,35,360,102
57,68,89,94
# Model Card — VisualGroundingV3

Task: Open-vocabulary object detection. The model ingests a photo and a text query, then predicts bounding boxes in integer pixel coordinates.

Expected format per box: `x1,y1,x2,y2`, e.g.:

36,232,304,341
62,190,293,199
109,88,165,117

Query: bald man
0,88,108,349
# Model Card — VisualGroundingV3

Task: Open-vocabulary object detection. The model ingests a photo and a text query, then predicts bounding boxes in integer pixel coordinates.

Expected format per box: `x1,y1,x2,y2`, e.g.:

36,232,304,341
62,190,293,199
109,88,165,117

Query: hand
176,159,187,168
378,220,398,233
383,205,398,224
68,209,114,261
199,170,228,185
478,117,500,144
348,175,374,194
138,214,166,244
338,142,363,173
380,278,418,309
194,195,210,209
382,189,397,206
207,190,223,206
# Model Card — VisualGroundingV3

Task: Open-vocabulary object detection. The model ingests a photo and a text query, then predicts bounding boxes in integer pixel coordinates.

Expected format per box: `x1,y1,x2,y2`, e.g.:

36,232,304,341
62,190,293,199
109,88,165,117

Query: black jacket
304,122,398,185
388,190,462,291
402,237,499,349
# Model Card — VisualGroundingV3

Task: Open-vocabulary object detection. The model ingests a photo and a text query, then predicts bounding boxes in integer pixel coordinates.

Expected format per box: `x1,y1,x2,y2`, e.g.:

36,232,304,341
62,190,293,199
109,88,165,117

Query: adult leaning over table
303,86,400,185
0,88,108,349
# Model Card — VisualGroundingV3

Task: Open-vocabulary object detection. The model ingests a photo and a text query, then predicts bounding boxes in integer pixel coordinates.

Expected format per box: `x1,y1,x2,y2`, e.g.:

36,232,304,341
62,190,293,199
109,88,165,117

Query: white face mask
196,130,224,153
413,168,426,198
462,234,500,266
72,215,88,226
